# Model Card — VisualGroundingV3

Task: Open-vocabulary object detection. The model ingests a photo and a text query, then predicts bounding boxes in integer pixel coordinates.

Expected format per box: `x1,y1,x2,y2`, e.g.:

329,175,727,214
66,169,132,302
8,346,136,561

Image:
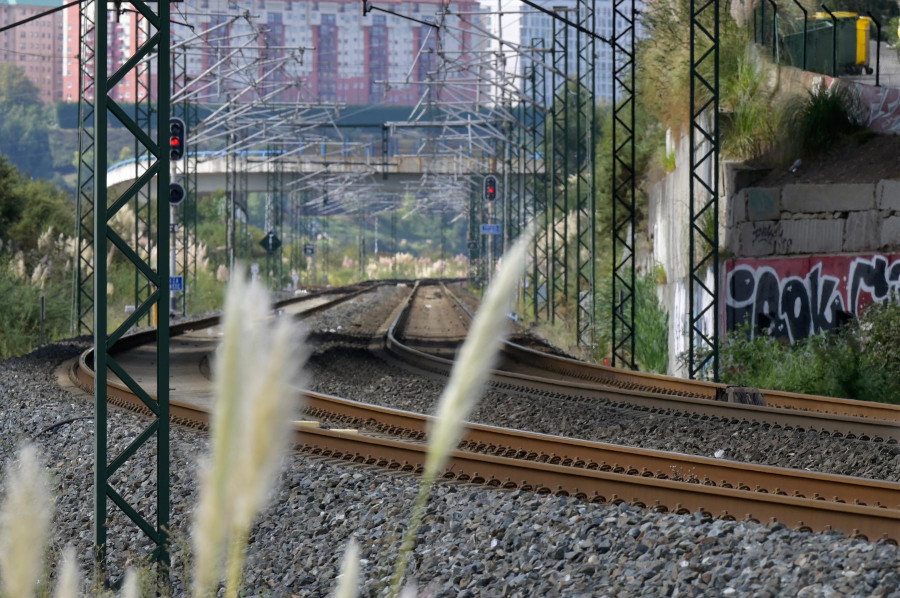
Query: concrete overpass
106,151,542,197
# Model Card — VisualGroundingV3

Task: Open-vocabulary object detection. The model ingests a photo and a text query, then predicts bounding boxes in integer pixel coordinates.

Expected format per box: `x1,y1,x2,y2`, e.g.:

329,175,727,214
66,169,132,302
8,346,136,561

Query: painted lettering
725,255,900,342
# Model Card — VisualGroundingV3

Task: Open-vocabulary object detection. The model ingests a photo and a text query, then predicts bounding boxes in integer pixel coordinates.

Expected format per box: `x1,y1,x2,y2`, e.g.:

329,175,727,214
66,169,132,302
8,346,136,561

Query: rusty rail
67,279,900,544
71,347,900,544
400,284,899,441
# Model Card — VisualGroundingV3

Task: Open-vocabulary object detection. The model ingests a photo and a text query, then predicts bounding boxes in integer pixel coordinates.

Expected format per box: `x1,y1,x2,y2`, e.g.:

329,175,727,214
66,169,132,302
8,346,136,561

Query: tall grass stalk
0,444,53,598
192,268,304,598
120,568,139,598
52,548,78,598
331,540,359,598
387,226,535,597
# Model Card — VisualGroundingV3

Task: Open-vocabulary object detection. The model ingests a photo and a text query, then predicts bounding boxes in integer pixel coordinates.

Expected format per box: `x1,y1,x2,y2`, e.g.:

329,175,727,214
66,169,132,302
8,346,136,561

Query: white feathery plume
398,583,418,598
224,283,305,596
331,540,359,598
425,224,534,479
192,268,304,598
119,568,139,598
0,444,53,598
192,270,253,596
52,547,79,598
388,225,535,597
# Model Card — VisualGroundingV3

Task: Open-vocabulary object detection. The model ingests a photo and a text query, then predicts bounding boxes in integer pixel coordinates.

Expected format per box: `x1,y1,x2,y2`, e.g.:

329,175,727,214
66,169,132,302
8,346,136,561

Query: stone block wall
725,181,900,258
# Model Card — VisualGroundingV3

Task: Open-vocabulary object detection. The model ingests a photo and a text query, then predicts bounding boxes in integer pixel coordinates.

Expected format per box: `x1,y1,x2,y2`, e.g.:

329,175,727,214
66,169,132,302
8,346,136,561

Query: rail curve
383,282,899,441
69,279,900,543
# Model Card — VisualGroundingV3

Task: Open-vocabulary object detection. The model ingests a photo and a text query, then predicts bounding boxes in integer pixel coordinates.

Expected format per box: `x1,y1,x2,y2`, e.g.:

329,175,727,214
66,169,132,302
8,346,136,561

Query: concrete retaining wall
727,181,900,257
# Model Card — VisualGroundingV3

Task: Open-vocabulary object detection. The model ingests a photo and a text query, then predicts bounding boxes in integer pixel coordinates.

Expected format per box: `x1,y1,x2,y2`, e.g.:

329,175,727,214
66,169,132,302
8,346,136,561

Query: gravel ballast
302,284,410,338
1,346,899,597
306,348,900,481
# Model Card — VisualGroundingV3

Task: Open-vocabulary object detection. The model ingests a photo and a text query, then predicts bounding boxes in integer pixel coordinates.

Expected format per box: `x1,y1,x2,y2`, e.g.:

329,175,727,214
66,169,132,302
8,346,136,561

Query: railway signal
260,231,282,255
483,174,498,201
169,182,185,205
169,117,186,161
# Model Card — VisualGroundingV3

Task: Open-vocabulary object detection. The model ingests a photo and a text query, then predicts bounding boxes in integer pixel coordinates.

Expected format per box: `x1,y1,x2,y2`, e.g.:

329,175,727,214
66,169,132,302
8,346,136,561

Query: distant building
58,0,488,106
0,0,65,103
518,0,643,103
61,6,149,103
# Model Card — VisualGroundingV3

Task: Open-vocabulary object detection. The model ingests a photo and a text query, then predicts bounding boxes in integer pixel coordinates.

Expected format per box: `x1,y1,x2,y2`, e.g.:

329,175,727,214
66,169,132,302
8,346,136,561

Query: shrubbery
719,302,900,404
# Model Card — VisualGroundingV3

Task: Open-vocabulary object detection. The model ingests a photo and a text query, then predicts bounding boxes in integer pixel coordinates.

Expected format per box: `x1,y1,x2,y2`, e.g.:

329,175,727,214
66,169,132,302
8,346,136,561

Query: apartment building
58,0,486,106
0,0,64,103
518,0,643,103
61,5,149,103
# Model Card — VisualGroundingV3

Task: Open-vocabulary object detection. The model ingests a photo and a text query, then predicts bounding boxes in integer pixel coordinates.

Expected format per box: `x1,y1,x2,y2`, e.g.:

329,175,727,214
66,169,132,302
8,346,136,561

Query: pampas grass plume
192,268,304,598
331,540,359,598
0,444,53,598
388,225,535,596
52,548,79,598
119,568,139,598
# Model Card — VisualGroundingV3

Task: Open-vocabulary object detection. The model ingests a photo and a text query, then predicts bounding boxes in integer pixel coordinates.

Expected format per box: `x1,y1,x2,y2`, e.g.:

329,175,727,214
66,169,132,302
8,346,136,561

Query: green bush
0,266,72,357
594,272,669,374
722,51,777,160
785,82,863,156
719,302,900,404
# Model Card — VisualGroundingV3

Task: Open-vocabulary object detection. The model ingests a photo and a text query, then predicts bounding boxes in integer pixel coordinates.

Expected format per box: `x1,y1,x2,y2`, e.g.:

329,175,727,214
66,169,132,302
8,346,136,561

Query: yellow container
813,11,858,20
856,17,872,66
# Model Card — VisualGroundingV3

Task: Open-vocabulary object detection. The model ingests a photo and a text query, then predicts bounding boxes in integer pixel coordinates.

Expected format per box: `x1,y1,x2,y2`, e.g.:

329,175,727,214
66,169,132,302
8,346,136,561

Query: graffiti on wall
725,255,900,342
856,83,900,135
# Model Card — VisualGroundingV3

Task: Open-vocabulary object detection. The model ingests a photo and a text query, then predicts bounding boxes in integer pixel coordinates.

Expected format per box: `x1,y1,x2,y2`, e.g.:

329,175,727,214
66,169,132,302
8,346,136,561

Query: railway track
69,279,900,543
384,282,900,442
447,284,900,423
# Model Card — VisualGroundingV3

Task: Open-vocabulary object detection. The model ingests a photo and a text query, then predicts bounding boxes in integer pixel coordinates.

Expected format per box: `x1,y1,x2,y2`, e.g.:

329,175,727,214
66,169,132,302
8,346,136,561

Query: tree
0,65,52,178
0,154,73,259
0,63,40,107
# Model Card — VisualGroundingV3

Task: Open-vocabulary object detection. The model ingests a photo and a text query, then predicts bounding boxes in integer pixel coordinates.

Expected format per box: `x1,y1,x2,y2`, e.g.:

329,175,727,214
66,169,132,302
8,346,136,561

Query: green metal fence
753,4,878,79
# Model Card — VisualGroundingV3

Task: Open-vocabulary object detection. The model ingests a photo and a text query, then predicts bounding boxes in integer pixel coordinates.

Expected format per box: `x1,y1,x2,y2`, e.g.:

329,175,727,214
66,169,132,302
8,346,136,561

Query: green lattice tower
72,0,95,335
92,0,171,578
612,0,637,367
550,12,570,325
575,0,596,348
225,127,237,271
133,13,153,325
172,47,188,314
528,39,550,321
238,150,249,261
688,0,720,380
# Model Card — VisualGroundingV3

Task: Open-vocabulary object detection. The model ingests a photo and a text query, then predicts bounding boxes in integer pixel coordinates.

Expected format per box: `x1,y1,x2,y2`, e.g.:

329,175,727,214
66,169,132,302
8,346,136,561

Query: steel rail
71,341,900,544
430,283,900,438
300,393,900,509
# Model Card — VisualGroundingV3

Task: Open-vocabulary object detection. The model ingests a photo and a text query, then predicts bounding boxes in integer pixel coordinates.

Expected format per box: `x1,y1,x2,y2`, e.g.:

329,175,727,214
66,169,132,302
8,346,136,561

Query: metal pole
171,204,178,313
792,0,807,70
767,0,777,61
39,295,45,346
531,38,549,321
867,11,881,87
822,4,837,77
550,7,569,326
761,0,766,46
